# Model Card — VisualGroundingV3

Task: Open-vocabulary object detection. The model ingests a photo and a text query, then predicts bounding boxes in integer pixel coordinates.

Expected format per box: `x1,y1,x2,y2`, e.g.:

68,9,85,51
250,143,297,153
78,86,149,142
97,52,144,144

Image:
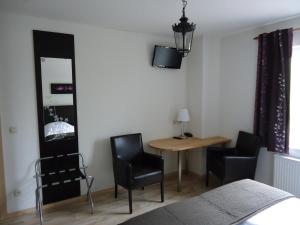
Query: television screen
152,45,182,69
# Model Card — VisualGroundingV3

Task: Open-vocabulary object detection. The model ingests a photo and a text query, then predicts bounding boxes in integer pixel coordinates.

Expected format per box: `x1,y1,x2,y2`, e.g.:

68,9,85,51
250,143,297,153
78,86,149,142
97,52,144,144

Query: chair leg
115,183,118,198
160,180,164,202
206,170,209,187
128,188,132,214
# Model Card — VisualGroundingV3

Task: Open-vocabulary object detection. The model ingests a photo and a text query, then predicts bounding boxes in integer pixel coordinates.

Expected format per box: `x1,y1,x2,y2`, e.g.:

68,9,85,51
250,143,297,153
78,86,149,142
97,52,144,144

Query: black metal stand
34,153,94,225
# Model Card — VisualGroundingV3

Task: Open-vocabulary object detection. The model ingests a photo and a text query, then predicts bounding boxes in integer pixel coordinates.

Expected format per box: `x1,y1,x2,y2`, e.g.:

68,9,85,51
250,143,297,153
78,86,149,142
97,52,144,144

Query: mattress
241,197,300,225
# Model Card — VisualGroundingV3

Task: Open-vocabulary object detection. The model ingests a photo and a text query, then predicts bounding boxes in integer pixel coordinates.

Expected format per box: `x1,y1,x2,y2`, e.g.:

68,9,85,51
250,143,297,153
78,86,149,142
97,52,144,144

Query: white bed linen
44,121,74,137
241,197,300,225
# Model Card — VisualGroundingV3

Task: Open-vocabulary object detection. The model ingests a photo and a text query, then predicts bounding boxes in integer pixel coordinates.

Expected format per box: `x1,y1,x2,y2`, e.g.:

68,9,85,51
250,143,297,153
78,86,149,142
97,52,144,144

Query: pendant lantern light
172,0,196,57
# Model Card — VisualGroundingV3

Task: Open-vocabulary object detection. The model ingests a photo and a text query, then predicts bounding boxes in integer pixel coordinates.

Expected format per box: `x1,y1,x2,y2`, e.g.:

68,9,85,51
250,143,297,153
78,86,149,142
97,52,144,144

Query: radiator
274,154,300,197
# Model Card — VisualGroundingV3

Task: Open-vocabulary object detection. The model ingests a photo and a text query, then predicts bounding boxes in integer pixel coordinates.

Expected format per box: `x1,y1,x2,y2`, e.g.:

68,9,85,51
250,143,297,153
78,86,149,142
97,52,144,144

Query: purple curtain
254,28,293,153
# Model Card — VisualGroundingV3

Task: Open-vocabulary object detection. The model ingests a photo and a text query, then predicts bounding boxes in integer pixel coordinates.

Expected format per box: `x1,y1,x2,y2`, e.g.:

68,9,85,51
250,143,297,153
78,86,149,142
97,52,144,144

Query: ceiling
1,0,300,36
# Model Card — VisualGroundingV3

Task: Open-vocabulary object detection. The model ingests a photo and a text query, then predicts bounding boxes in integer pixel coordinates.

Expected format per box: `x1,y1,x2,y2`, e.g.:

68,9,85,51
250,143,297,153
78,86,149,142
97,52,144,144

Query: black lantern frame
172,0,196,57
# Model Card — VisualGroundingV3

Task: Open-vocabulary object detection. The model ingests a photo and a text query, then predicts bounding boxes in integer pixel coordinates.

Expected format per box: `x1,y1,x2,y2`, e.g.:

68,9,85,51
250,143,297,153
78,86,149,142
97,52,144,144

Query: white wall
201,36,221,138
186,37,204,174
186,36,222,175
0,12,187,213
219,30,258,139
186,37,204,138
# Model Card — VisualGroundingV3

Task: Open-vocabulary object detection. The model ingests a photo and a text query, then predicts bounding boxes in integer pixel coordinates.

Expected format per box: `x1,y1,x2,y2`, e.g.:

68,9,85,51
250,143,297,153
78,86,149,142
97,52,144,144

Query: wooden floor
0,173,219,225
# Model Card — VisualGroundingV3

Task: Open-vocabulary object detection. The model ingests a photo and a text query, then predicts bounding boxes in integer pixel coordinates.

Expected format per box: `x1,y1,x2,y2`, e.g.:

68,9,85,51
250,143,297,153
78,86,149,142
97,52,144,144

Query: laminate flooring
0,173,219,225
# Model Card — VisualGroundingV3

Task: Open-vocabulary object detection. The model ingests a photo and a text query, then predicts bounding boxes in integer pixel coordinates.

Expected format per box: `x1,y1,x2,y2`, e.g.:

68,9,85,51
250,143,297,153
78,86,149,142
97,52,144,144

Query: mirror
41,57,75,141
34,30,81,204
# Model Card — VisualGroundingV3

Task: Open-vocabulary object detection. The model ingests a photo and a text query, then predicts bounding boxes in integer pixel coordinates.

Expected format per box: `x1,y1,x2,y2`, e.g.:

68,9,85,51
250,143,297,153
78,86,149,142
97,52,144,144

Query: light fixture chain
182,0,187,16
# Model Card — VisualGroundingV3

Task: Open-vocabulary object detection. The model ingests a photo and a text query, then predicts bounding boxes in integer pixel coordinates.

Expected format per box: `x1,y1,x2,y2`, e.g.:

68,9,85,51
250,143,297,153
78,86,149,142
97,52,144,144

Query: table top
148,136,231,152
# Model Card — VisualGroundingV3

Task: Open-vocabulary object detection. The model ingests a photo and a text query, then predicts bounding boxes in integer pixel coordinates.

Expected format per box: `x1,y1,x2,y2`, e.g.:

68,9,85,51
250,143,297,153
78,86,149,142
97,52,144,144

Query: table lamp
176,108,190,139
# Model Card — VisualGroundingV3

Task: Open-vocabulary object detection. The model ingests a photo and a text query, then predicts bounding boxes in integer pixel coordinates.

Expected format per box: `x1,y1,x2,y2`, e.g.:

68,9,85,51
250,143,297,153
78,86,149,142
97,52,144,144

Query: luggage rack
34,153,94,225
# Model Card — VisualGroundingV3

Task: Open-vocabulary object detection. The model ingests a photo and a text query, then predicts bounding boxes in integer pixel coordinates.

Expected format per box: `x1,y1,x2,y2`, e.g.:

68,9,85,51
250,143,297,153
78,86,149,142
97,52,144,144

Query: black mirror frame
33,30,80,204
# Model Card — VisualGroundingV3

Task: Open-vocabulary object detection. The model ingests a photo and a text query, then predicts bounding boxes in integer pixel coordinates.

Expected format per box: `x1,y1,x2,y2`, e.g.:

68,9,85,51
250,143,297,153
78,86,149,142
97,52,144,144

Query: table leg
177,151,182,192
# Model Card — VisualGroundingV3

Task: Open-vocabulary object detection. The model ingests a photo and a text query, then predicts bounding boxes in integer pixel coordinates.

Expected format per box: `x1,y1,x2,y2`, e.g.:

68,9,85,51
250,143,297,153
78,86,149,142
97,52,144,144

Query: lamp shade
176,108,190,122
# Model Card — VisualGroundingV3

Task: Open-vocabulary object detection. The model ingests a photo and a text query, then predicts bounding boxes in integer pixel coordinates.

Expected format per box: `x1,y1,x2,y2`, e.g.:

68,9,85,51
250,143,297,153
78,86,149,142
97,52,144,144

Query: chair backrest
110,133,144,162
236,131,261,156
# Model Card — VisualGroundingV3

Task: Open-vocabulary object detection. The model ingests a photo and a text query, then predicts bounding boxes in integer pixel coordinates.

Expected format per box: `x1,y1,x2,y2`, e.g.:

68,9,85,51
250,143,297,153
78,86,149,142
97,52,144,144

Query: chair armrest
207,147,236,161
113,158,132,186
223,156,257,180
142,152,164,170
224,156,256,163
207,147,236,153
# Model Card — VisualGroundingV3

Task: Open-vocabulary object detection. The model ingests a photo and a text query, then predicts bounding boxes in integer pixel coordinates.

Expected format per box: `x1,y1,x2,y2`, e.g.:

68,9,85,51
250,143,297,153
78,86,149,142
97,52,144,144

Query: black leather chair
206,131,260,186
110,133,164,213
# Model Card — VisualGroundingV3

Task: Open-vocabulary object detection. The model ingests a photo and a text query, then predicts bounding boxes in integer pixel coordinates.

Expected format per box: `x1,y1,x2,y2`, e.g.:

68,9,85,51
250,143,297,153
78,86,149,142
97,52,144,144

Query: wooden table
148,136,231,192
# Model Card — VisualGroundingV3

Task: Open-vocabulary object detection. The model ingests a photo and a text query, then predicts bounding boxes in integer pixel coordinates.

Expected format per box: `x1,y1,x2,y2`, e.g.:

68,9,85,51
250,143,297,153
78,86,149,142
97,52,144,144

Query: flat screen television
152,45,182,69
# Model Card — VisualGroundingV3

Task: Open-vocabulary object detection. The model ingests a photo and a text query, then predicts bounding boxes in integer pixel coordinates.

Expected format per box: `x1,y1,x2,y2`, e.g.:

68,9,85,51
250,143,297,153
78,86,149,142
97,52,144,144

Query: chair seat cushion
132,165,162,181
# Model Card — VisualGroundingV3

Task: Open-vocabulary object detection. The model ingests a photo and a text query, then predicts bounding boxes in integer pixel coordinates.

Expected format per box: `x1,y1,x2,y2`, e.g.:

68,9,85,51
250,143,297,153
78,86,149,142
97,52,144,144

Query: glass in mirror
41,57,75,141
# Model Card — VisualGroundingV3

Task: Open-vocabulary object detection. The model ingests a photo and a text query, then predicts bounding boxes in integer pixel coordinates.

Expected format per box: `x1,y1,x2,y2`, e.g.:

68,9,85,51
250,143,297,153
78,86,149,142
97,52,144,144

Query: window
289,33,300,157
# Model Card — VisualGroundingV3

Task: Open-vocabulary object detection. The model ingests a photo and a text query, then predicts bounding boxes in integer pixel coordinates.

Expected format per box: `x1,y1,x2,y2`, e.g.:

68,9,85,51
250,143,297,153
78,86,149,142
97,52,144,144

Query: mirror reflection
41,57,75,142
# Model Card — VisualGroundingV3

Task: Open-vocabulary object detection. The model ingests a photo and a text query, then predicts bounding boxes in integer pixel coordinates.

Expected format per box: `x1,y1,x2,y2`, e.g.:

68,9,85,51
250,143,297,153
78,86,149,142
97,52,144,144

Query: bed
119,179,298,225
241,197,300,225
